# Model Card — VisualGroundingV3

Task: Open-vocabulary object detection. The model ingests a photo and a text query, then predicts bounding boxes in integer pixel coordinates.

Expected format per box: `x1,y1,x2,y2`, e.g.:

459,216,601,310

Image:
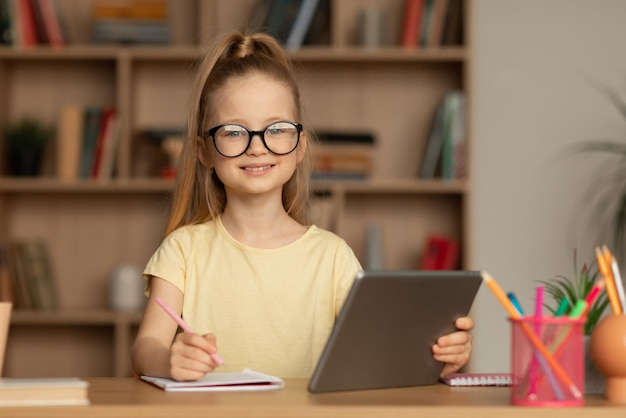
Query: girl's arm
131,277,220,381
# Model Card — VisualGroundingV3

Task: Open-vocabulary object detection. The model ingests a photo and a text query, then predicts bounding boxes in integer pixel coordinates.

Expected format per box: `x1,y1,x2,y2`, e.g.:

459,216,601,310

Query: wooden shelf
0,178,467,195
0,0,472,378
10,309,143,325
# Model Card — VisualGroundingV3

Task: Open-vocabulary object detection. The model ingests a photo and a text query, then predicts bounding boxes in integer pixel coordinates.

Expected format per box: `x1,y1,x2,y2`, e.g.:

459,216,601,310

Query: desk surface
2,377,626,418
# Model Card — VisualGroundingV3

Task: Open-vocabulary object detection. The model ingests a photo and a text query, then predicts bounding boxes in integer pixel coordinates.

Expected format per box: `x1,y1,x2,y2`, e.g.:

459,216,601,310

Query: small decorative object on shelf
109,264,145,312
5,117,52,177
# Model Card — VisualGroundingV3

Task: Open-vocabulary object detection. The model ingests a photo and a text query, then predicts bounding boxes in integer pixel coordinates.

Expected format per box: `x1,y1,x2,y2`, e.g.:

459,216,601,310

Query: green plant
5,117,52,176
537,250,609,335
6,117,52,151
568,82,626,264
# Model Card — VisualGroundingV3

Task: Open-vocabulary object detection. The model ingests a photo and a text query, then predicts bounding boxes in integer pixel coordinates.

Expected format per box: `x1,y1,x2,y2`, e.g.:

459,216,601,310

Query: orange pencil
481,271,582,399
596,246,622,314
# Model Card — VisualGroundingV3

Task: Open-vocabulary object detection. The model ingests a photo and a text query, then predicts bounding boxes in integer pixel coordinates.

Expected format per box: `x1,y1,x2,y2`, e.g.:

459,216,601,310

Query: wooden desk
2,378,625,418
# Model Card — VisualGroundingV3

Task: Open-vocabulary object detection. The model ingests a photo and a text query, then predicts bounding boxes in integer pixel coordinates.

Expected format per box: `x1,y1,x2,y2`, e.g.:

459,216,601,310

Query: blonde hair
164,31,313,237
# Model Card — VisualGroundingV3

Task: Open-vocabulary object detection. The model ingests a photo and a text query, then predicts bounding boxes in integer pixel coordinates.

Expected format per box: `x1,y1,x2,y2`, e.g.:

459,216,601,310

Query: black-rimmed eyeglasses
203,121,302,158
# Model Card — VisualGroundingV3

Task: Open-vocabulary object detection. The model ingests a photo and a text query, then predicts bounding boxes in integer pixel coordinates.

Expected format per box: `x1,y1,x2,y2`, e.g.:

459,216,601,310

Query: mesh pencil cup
509,316,585,407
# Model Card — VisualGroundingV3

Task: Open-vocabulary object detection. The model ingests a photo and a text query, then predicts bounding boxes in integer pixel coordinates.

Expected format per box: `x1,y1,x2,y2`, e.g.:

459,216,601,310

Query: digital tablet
308,270,482,393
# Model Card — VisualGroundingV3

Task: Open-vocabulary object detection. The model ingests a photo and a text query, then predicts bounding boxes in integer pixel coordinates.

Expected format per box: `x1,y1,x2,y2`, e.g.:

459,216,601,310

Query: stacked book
312,131,375,181
91,0,169,44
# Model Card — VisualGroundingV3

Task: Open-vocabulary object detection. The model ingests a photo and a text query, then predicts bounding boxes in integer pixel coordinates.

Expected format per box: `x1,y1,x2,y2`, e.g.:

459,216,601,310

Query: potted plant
5,117,52,176
569,82,626,264
538,250,608,335
538,249,609,394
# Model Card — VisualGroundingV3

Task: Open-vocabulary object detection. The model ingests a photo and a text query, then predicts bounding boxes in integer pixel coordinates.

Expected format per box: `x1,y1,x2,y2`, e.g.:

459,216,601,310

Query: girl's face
206,73,306,200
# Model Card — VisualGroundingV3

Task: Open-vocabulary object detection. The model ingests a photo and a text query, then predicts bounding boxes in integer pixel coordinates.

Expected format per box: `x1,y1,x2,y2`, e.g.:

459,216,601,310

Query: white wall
471,0,626,372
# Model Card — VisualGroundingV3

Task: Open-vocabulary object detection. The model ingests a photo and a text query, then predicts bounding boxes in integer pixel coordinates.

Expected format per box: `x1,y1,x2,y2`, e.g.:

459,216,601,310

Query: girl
131,31,474,381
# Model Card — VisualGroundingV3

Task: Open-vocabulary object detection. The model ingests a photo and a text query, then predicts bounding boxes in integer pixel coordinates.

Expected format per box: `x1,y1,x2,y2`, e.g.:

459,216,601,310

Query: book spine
56,105,84,180
285,0,320,50
400,0,423,48
37,0,64,46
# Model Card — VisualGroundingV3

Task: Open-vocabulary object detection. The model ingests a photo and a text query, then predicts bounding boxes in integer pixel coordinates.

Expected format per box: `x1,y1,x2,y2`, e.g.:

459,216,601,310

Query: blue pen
507,292,525,316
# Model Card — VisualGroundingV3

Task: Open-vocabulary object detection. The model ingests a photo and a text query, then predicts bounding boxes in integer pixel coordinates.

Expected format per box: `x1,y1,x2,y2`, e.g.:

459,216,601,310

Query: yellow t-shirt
143,216,362,378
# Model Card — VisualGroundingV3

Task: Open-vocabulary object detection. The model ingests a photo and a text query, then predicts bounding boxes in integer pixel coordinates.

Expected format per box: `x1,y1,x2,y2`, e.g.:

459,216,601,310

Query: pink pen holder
509,316,585,407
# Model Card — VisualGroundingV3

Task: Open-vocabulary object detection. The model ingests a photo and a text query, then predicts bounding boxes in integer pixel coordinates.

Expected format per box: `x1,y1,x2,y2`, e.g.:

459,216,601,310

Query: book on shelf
0,378,89,406
34,0,64,46
3,0,64,47
427,0,449,47
79,107,104,178
419,101,445,179
441,0,463,46
440,90,466,179
91,0,169,44
418,91,465,180
3,239,58,311
400,0,424,48
140,369,285,392
284,0,321,50
312,131,375,180
420,234,459,270
399,0,463,48
302,0,330,46
0,0,13,45
56,105,120,180
56,104,84,180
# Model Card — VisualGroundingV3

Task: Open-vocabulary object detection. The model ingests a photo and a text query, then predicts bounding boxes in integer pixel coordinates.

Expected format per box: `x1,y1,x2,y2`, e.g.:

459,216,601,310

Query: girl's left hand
433,316,474,377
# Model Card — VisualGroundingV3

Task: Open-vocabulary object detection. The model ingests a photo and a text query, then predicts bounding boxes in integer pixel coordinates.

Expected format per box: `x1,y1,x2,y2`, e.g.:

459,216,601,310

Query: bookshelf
0,0,472,377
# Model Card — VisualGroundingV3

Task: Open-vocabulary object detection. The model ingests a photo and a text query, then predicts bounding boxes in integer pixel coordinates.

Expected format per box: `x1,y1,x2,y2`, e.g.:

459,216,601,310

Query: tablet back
308,270,482,393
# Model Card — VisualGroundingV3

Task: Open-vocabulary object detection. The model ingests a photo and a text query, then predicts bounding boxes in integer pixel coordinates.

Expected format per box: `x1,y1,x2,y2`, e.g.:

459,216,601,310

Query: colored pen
154,296,224,365
610,256,626,313
481,272,581,399
507,292,525,316
528,286,544,400
596,246,622,314
554,297,570,317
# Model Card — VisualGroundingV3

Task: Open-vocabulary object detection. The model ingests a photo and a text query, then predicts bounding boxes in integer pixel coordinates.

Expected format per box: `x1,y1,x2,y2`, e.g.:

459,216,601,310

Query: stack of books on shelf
56,105,120,181
0,239,58,311
418,90,466,180
400,0,463,48
419,234,459,270
0,0,65,47
91,0,169,45
312,131,375,181
254,0,330,49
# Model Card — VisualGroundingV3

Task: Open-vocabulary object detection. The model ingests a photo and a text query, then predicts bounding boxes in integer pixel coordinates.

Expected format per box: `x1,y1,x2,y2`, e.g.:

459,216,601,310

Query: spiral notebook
439,373,513,387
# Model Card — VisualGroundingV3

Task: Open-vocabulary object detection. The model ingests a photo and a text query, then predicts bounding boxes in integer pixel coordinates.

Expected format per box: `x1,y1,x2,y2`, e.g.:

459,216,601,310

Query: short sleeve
143,227,190,294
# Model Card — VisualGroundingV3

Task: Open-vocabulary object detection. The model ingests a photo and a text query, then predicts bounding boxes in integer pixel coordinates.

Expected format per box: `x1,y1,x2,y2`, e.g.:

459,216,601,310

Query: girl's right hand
169,332,221,381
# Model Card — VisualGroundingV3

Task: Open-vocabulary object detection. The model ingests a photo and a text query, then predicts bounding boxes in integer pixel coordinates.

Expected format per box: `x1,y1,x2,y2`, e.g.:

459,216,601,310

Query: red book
420,234,460,270
400,0,424,48
91,107,116,178
37,0,64,46
420,235,444,270
437,236,459,270
16,0,39,46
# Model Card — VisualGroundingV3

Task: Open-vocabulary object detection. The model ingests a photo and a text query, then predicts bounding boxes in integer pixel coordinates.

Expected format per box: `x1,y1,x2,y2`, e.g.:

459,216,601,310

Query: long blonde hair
164,31,313,237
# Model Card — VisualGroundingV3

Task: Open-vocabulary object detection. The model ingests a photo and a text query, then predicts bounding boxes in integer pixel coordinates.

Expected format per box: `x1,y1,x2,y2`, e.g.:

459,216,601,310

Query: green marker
555,298,570,317
568,299,587,319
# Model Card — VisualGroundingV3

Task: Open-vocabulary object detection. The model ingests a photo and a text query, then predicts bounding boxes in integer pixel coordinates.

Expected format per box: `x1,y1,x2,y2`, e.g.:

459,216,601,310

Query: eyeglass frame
202,121,303,158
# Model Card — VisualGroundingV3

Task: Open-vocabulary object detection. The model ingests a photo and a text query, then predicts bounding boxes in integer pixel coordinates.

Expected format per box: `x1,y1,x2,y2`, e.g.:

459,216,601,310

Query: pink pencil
528,286,544,399
155,296,223,365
